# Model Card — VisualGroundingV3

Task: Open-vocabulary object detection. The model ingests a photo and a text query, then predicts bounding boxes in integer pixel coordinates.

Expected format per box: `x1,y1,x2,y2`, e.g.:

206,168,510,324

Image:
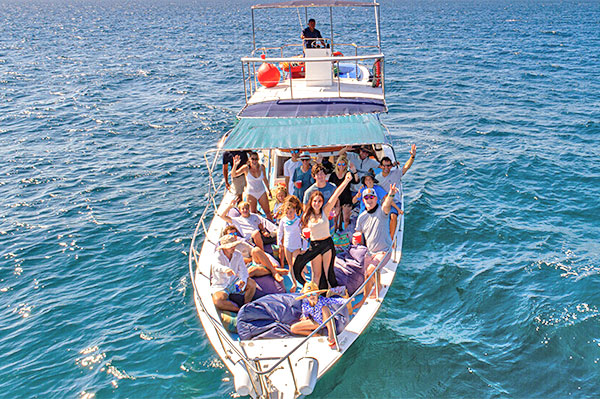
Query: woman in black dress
328,155,359,232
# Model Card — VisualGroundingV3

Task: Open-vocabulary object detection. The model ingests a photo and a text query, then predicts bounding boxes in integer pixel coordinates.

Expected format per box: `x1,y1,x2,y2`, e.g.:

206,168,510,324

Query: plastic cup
302,228,311,240
352,232,362,245
295,181,302,189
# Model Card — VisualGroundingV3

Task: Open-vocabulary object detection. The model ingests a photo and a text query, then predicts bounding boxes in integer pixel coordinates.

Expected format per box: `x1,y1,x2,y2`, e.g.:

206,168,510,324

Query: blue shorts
389,200,402,215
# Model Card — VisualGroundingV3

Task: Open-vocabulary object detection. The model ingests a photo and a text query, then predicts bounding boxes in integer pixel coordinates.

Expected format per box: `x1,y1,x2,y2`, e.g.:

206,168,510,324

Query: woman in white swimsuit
232,151,273,220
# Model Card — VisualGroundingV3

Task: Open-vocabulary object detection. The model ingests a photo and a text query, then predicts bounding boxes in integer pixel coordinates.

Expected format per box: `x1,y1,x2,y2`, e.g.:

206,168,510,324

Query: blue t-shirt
357,184,388,213
292,167,315,202
303,182,336,204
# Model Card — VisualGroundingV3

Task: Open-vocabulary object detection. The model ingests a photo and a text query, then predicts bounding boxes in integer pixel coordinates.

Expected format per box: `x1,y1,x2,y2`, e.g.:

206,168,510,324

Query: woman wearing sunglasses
232,151,273,221
328,155,359,232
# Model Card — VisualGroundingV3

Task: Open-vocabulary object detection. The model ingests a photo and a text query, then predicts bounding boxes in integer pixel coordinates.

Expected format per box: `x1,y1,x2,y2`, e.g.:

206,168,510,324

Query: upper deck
240,0,387,117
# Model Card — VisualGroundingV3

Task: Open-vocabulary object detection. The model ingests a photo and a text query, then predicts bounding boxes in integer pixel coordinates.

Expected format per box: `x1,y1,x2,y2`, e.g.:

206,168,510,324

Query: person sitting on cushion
219,200,275,251
211,234,257,312
290,282,345,349
221,225,286,284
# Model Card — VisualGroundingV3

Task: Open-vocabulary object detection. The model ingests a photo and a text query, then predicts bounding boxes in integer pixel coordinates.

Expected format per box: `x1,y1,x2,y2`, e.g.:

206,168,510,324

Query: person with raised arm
219,200,276,255
293,171,354,290
231,151,273,221
352,183,400,308
376,144,416,236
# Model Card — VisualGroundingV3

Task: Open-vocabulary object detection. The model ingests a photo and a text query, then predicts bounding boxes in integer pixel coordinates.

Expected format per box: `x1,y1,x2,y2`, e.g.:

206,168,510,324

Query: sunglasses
250,157,259,161
364,195,376,200
290,150,299,154
229,232,242,237
337,162,346,167
381,164,392,167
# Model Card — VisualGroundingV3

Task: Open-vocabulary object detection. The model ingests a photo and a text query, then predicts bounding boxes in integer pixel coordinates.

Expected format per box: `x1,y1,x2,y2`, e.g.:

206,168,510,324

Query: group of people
212,144,416,337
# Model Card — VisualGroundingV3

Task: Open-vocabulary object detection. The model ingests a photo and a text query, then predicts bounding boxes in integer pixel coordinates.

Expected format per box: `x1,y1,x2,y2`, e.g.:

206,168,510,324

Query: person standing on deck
301,18,326,48
352,184,399,308
222,150,248,205
292,151,315,202
376,144,417,237
302,163,336,205
283,149,302,197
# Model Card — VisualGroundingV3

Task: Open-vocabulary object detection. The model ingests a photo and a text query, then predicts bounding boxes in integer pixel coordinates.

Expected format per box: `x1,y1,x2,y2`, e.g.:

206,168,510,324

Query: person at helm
301,19,326,48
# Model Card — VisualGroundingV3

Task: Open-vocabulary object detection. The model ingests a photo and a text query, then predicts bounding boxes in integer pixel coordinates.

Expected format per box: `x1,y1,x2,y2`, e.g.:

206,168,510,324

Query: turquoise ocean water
1,0,599,397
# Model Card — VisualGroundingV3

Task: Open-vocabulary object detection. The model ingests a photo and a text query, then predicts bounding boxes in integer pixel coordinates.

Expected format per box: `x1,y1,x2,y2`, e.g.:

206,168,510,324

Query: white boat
189,1,406,397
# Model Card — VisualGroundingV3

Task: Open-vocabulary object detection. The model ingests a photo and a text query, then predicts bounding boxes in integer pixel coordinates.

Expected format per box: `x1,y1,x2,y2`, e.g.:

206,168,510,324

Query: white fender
233,360,252,396
295,357,319,396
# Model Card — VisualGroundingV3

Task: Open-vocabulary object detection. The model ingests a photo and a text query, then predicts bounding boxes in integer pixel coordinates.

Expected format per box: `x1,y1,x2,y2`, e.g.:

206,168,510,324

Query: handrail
188,148,402,381
241,53,383,63
189,201,395,378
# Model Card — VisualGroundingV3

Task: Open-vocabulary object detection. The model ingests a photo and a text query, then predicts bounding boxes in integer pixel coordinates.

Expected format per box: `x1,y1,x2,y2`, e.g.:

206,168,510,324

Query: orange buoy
257,63,280,88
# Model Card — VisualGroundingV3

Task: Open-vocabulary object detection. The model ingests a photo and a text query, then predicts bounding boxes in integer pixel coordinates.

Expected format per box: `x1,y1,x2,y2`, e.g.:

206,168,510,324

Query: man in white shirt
220,200,275,250
340,145,380,192
283,149,302,196
211,234,257,312
375,144,416,236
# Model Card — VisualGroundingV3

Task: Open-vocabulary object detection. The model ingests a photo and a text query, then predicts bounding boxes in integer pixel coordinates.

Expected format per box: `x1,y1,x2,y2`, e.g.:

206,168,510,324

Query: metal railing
241,48,385,104
188,152,401,383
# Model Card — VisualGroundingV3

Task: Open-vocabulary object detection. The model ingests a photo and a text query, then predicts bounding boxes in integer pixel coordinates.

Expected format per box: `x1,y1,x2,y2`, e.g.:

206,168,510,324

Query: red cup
302,228,311,240
295,180,302,189
352,232,362,245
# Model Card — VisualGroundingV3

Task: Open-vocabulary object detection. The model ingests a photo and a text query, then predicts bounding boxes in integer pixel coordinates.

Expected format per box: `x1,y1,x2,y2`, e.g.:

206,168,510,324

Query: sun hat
295,281,328,300
217,234,242,250
299,151,311,160
362,188,378,198
360,169,379,185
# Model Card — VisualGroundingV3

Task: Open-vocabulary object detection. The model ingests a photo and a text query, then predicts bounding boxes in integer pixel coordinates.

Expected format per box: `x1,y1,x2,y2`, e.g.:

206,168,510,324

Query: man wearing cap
352,183,399,306
283,149,302,197
211,234,257,312
352,168,388,214
292,151,315,202
376,144,417,236
340,145,380,178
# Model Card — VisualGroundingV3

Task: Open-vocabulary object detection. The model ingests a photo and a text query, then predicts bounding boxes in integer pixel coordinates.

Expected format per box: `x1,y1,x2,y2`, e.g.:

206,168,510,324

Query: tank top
308,211,330,241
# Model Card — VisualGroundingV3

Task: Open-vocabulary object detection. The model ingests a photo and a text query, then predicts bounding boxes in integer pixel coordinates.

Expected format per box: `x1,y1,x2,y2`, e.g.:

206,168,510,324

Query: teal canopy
221,114,389,150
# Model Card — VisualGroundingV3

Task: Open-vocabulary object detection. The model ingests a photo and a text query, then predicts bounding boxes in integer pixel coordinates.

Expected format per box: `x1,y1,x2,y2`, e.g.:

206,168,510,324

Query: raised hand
349,161,356,173
233,154,241,166
410,144,417,158
344,171,353,183
389,183,399,195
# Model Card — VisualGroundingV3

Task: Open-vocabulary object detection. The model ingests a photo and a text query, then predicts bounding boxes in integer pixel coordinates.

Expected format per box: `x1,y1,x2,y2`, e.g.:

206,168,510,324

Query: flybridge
240,0,387,110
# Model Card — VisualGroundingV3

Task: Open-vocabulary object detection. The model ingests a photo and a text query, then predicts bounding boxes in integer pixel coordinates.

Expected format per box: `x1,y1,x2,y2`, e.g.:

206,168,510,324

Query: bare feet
302,267,310,280
273,273,284,283
275,267,289,275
